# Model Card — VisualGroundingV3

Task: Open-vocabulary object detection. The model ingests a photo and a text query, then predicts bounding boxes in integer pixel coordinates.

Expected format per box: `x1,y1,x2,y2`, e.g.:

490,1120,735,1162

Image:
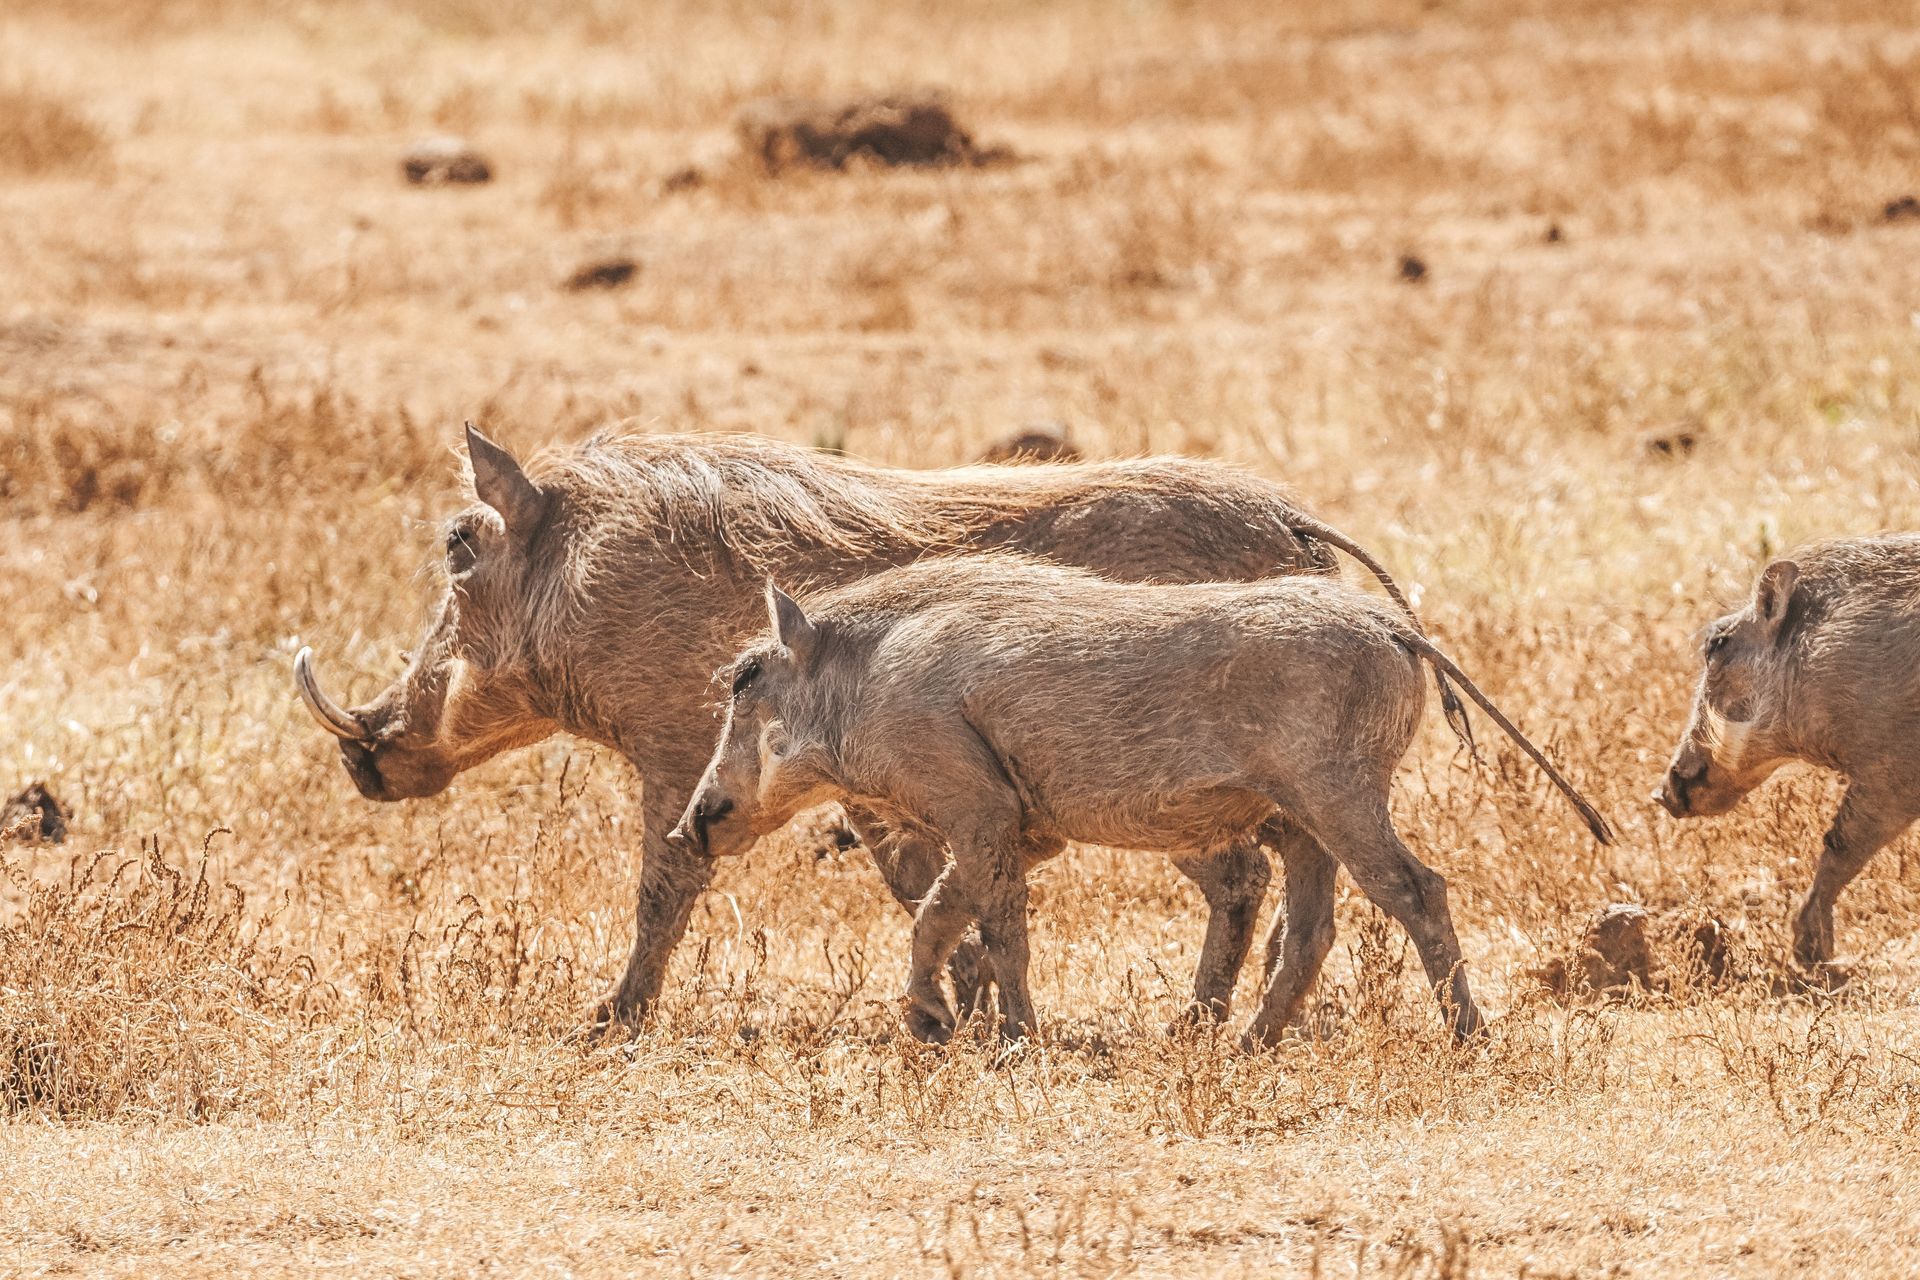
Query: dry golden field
6,0,1920,1274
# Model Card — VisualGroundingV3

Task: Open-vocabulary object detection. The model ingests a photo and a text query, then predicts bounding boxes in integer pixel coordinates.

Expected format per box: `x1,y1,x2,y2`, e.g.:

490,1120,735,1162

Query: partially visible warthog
671,557,1613,1045
1656,535,1920,970
296,427,1466,1031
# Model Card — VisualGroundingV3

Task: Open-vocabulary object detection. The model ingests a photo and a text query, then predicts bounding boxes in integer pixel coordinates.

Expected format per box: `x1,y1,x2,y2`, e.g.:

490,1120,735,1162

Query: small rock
402,136,492,185
1398,254,1427,283
1577,903,1655,992
979,425,1082,465
564,258,638,291
1535,901,1734,1000
1883,195,1920,223
2,783,68,844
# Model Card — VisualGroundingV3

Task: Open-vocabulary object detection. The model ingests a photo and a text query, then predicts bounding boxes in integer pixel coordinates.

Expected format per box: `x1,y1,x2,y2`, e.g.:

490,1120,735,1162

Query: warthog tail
1392,629,1616,846
1283,513,1477,756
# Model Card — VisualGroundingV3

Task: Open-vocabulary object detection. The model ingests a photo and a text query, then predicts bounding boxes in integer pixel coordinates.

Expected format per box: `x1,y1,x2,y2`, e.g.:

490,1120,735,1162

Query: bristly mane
536,432,980,580
531,430,1308,585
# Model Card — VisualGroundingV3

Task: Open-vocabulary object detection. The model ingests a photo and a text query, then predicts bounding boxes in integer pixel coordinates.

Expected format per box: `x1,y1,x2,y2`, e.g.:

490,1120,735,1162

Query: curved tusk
294,647,366,740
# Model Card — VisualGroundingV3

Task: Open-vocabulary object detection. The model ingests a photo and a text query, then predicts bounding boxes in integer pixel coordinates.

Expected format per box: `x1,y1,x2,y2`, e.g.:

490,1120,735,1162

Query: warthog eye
1706,632,1728,658
446,526,476,570
730,658,761,698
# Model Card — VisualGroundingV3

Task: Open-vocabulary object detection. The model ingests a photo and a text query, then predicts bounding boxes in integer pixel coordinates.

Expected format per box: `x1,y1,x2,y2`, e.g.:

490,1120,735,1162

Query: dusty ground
4,0,1920,1274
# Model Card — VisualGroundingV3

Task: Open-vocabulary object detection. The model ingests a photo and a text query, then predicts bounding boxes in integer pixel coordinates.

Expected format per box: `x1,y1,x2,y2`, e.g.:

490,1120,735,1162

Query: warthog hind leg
971,851,1037,1043
1169,840,1271,1028
1299,799,1484,1042
1243,815,1338,1048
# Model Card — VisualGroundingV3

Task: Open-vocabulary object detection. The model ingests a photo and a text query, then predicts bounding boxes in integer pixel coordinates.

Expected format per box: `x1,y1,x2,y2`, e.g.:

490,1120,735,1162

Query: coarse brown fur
675,555,1612,1045
299,426,1465,1029
1657,534,1920,971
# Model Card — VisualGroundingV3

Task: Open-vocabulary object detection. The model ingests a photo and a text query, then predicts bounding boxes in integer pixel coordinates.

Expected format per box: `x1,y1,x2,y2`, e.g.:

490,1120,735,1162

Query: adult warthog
1656,535,1920,971
298,426,1464,1030
670,558,1613,1044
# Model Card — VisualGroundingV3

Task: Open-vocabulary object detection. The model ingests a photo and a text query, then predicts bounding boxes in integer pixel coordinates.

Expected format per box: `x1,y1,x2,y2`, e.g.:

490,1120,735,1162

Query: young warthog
671,557,1613,1044
1656,535,1920,970
296,427,1462,1031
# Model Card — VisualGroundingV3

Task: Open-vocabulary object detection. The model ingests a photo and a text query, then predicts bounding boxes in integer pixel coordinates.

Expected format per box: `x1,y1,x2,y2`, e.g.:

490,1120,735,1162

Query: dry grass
0,84,110,177
4,0,1920,1274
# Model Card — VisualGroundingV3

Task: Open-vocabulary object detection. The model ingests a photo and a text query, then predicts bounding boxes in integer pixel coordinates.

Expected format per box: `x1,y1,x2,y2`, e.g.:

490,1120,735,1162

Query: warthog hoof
988,1006,1037,1045
1164,999,1231,1037
1239,1020,1293,1054
1791,915,1834,974
575,992,645,1044
1450,1012,1491,1046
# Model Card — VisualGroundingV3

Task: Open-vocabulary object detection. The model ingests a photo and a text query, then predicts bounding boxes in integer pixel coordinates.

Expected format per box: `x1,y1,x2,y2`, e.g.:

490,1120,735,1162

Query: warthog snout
294,646,464,801
1656,728,1728,818
337,739,388,801
668,795,735,855
1655,759,1707,817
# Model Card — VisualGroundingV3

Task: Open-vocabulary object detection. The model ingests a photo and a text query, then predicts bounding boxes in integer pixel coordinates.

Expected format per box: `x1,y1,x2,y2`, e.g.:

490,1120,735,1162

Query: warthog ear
465,422,548,537
1755,559,1800,637
766,581,820,664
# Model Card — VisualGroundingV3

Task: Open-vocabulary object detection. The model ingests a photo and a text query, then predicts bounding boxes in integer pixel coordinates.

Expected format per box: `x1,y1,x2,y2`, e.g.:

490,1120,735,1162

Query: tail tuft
1399,628,1616,847
1437,674,1478,762
1578,801,1617,847
1281,508,1613,845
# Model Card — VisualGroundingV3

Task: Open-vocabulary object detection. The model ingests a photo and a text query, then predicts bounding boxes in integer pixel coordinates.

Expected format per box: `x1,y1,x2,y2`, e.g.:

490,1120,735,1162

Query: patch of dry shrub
1698,997,1920,1139
0,840,316,1119
0,397,175,514
0,372,470,515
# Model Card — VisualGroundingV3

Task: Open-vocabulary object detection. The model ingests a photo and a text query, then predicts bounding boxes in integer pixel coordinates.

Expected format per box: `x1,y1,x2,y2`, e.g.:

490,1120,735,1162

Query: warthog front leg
902,860,978,1044
903,833,1039,1045
1169,840,1271,1027
1242,816,1338,1047
595,775,714,1033
1793,782,1913,971
971,850,1037,1043
1300,800,1483,1042
842,805,993,1021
